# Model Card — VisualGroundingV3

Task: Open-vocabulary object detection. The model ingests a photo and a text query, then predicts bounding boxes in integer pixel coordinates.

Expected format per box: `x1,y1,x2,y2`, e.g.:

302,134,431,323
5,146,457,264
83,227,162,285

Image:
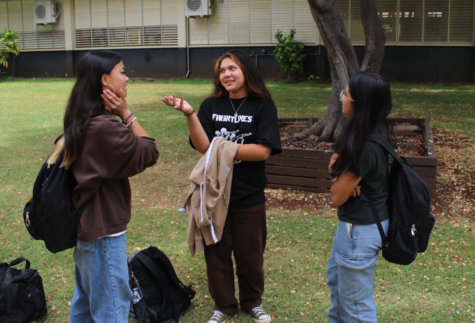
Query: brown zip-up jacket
186,137,239,256
72,115,159,241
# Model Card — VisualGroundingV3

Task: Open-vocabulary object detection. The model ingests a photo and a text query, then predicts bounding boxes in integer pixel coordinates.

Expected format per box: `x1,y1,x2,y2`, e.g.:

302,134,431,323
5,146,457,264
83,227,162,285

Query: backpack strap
149,247,196,299
135,252,171,320
28,284,46,315
367,135,403,166
10,257,31,270
360,182,389,250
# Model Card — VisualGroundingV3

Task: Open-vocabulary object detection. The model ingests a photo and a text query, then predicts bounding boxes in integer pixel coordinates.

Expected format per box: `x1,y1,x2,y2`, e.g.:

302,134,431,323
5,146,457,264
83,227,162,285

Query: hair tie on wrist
125,117,137,128
122,113,134,124
184,109,195,117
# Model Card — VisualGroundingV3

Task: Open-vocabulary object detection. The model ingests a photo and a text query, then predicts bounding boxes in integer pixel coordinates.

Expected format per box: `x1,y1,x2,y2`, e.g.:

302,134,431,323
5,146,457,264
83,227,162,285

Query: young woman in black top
162,50,281,323
327,72,392,322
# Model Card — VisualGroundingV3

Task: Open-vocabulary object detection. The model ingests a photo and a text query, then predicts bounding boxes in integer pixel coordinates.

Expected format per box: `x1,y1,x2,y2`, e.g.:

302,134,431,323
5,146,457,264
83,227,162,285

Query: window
75,0,178,48
335,0,474,44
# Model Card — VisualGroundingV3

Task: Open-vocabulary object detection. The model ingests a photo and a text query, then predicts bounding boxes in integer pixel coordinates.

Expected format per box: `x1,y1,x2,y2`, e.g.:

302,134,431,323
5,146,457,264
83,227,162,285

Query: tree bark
292,0,385,143
360,0,386,72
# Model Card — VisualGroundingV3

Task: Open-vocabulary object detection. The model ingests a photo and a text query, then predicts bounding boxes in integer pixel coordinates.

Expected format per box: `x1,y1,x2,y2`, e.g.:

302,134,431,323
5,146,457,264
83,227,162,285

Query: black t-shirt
337,141,390,225
190,95,282,208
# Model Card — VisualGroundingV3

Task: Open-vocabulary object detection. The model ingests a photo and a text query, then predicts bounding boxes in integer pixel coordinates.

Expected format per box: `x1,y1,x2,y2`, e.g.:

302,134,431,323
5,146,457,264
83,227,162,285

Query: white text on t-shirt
212,114,253,123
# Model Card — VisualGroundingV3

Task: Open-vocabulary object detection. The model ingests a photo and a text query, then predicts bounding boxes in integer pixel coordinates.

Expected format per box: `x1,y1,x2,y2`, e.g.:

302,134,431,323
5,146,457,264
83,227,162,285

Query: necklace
229,96,248,121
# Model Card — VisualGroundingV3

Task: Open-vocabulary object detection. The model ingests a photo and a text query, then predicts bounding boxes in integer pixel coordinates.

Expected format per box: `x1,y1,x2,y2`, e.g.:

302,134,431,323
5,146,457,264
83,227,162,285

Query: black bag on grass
128,246,196,323
361,135,436,266
23,137,87,253
0,258,47,323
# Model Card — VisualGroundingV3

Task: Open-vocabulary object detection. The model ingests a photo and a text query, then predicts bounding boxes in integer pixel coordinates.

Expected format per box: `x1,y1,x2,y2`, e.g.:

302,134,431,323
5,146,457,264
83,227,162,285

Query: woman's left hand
102,89,131,121
161,94,194,115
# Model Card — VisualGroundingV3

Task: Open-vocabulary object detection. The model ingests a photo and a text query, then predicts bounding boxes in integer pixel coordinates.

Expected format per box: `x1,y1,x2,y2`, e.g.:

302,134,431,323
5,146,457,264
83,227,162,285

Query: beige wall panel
189,16,209,45
294,0,316,44
0,3,8,31
91,0,107,28
450,0,474,42
22,0,36,32
250,0,271,43
108,0,125,28
162,0,177,25
7,1,23,33
125,0,142,27
272,0,293,43
209,0,228,44
230,0,249,44
143,0,160,26
75,0,91,29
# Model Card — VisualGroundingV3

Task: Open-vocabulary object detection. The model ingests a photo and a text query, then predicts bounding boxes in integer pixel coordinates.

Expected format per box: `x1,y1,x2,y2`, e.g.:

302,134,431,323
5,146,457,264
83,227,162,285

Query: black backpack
0,258,47,323
23,138,87,253
128,247,196,323
361,135,436,266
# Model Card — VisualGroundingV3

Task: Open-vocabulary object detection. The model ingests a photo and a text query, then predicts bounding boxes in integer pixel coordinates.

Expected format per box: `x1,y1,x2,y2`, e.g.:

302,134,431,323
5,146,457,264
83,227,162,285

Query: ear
101,74,109,87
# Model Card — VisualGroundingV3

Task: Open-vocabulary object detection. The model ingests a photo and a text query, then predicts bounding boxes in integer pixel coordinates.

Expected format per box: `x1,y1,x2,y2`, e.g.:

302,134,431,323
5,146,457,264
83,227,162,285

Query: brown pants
203,203,267,315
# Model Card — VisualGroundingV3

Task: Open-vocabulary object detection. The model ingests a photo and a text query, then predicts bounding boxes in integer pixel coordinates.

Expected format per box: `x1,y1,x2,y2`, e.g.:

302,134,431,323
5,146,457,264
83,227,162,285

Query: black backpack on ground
128,246,196,323
0,258,47,323
23,138,87,253
361,135,436,266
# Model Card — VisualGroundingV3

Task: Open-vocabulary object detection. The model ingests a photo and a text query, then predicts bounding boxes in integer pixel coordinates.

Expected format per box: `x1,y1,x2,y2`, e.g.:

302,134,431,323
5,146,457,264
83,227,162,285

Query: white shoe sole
253,315,271,323
207,315,231,323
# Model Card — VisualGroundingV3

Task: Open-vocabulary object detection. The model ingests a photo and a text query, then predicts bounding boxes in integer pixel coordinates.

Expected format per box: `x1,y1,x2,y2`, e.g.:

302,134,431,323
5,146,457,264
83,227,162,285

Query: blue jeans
327,219,389,323
69,234,133,323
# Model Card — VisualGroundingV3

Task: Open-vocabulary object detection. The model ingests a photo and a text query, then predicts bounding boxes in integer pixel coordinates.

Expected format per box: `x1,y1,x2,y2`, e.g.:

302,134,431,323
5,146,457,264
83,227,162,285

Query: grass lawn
0,77,474,322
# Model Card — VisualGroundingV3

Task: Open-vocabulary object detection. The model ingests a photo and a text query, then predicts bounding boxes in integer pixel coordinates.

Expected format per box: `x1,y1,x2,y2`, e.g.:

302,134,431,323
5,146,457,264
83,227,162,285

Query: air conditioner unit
34,0,58,25
185,0,213,17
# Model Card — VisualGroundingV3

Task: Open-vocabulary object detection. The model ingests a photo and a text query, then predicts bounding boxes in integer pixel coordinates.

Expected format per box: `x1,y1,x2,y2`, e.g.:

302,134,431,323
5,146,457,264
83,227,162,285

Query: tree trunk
292,0,385,143
11,55,15,81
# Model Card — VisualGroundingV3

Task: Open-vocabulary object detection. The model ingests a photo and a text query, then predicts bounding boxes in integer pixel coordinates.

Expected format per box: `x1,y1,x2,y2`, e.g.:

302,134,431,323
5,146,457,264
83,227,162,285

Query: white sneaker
249,306,272,323
207,310,230,323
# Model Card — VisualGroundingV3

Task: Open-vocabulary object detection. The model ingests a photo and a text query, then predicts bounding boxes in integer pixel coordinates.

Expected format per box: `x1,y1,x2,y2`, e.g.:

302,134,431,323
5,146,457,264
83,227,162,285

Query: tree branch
360,0,386,72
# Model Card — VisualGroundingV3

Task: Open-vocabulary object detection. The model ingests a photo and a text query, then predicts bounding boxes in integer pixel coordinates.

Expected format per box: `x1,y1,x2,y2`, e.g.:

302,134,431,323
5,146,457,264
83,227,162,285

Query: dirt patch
265,189,335,212
432,128,475,220
280,124,425,156
268,126,475,220
433,129,472,149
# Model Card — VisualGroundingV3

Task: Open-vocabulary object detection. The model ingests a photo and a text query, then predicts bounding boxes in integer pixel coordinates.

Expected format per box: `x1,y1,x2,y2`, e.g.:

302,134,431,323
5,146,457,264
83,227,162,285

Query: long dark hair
62,51,122,168
331,72,392,178
209,50,273,101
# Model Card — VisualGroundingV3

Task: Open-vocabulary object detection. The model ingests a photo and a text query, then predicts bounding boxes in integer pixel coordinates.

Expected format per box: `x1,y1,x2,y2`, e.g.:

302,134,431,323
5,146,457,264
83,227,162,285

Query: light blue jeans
69,234,133,323
327,219,389,323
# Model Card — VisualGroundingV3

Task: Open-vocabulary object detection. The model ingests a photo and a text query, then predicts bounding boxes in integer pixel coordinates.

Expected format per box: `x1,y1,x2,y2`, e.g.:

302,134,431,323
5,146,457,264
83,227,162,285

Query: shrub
273,29,305,82
0,29,21,80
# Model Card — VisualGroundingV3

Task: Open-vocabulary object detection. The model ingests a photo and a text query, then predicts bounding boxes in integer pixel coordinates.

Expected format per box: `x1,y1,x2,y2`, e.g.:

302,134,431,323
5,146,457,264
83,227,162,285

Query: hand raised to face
101,89,131,121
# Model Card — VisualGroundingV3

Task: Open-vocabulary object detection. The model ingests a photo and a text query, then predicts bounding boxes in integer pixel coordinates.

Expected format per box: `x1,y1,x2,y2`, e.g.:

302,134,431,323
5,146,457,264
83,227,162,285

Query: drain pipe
186,17,190,78
186,45,190,78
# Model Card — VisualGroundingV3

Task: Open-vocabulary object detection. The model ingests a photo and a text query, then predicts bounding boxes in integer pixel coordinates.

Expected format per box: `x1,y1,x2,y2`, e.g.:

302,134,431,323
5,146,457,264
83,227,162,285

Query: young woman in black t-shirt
162,50,281,323
327,72,392,322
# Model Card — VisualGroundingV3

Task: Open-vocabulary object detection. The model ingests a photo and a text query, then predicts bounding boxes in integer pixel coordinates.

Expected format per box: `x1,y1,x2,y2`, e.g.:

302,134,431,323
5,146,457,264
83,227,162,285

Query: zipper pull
26,212,30,227
411,224,417,236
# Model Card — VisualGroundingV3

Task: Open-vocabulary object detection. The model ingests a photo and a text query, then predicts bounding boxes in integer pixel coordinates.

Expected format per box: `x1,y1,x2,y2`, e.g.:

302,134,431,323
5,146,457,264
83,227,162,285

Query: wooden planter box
266,118,437,200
